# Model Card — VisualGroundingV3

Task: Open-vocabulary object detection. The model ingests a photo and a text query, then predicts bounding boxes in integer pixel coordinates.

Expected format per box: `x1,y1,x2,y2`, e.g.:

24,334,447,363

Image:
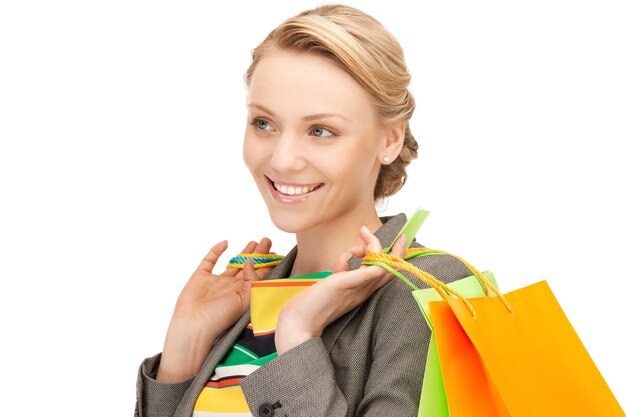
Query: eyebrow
247,103,353,122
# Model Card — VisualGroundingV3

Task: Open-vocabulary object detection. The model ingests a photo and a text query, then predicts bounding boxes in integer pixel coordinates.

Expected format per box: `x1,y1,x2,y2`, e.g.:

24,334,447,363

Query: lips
266,176,324,201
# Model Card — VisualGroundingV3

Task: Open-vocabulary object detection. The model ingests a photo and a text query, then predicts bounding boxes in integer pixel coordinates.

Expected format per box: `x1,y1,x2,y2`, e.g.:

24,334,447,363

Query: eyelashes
310,126,333,138
249,118,337,138
250,118,272,132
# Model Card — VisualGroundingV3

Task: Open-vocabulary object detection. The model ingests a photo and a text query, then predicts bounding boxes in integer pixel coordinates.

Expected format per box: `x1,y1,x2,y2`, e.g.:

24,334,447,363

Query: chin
270,211,306,233
266,209,312,234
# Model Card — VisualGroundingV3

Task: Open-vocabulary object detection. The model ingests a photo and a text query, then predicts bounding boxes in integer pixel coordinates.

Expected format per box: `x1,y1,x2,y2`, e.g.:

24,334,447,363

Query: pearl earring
383,156,390,164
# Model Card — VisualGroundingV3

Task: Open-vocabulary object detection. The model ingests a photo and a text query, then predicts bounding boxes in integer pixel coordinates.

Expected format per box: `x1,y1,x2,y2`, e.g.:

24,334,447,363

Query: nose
270,131,306,172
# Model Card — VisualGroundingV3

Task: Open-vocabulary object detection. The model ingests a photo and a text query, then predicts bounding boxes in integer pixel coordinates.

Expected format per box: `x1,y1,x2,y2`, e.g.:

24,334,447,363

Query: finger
354,260,395,292
359,225,383,253
222,240,258,277
233,237,274,279
358,231,405,283
239,277,254,311
332,267,381,291
349,246,372,271
331,252,351,273
244,237,269,262
197,240,228,273
371,234,407,280
349,245,366,259
242,258,262,282
239,240,259,255
348,226,378,259
255,237,272,255
390,234,407,257
255,239,277,280
373,265,396,290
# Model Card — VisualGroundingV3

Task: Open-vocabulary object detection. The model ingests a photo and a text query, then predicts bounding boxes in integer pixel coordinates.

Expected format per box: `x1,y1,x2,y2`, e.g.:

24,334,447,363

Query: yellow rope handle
404,248,512,313
365,253,479,317
365,250,514,317
403,248,498,296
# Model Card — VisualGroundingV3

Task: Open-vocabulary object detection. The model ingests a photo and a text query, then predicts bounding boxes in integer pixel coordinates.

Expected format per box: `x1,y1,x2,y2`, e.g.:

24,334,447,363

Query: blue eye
311,126,333,138
251,118,273,131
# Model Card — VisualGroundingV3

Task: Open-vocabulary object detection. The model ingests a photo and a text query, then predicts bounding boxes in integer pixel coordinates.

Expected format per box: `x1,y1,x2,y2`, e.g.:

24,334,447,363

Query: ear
379,123,405,164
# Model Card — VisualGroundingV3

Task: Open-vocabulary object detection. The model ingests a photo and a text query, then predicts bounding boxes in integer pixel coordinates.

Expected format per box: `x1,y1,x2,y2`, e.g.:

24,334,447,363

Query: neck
289,204,383,277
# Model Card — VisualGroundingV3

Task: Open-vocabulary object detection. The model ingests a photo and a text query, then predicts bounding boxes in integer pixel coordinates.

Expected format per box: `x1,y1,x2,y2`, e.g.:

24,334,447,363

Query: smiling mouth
267,176,324,196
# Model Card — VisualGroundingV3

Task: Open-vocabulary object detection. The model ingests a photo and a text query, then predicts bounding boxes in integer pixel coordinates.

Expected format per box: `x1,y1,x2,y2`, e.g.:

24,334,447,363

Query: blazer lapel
266,245,298,279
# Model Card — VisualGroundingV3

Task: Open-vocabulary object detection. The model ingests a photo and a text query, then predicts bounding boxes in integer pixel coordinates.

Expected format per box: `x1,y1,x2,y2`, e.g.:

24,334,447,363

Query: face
243,48,388,233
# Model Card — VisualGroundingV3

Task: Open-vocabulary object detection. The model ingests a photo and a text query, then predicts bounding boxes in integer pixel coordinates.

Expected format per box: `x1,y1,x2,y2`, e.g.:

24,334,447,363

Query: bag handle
227,253,285,269
363,249,513,318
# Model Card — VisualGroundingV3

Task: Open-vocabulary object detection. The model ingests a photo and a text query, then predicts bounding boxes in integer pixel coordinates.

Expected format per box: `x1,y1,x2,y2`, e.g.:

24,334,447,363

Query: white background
1,0,624,415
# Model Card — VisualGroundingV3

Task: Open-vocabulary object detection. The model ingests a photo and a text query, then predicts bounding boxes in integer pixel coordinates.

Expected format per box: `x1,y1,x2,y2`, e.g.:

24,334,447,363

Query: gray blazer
135,213,472,417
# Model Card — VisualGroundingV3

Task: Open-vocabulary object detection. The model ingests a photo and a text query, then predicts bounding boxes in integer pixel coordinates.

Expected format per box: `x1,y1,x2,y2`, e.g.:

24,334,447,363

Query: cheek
324,142,380,191
318,152,368,188
327,141,378,170
242,133,263,172
242,139,253,171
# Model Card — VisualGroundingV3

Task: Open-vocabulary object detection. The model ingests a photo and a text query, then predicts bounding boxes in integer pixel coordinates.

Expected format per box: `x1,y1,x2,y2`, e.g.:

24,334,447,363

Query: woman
135,5,472,416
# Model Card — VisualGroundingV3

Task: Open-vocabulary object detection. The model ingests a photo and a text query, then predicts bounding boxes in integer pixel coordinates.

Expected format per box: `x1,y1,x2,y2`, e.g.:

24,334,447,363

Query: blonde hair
245,4,418,201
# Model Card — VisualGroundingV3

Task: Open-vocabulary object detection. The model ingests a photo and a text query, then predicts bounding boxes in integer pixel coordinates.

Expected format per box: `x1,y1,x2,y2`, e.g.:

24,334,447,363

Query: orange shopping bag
364,250,624,417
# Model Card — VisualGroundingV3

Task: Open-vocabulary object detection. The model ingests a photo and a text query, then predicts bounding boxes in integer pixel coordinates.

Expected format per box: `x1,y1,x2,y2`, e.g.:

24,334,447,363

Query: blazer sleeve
134,353,195,417
241,336,350,416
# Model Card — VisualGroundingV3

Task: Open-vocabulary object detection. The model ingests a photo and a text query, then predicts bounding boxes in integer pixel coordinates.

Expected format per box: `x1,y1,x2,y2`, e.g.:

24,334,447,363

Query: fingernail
399,234,407,247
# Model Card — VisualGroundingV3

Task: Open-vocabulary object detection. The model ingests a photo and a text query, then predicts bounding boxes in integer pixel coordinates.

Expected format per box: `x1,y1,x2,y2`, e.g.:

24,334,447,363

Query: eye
251,118,274,132
310,126,333,138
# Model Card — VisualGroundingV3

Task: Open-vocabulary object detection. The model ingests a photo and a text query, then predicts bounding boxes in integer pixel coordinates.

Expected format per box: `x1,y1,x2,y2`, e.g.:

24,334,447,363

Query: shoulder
399,241,474,289
353,244,472,353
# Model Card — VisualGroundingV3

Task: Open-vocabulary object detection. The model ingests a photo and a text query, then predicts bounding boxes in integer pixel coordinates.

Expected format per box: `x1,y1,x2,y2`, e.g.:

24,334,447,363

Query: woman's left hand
242,225,406,355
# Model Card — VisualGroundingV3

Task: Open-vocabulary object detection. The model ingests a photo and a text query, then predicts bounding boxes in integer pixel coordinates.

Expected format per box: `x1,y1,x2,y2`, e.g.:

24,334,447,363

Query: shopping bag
371,248,503,416
363,250,624,417
412,269,498,417
249,270,331,336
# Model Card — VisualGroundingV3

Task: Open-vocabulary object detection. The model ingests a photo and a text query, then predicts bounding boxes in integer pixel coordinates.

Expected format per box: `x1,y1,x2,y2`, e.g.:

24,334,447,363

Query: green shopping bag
413,270,498,417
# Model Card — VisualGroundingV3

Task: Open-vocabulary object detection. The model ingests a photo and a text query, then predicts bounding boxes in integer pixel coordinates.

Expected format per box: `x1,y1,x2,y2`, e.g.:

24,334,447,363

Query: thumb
243,258,262,282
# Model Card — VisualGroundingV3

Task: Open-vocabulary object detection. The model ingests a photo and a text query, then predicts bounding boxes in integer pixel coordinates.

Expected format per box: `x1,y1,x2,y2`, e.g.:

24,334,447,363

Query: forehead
247,49,375,120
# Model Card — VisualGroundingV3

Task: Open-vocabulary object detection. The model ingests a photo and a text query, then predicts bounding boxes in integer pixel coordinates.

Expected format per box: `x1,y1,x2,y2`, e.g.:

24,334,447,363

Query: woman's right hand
156,238,274,383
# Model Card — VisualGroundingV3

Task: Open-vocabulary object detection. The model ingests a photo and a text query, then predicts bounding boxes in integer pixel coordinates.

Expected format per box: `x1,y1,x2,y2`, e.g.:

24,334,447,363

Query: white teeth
273,181,319,196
